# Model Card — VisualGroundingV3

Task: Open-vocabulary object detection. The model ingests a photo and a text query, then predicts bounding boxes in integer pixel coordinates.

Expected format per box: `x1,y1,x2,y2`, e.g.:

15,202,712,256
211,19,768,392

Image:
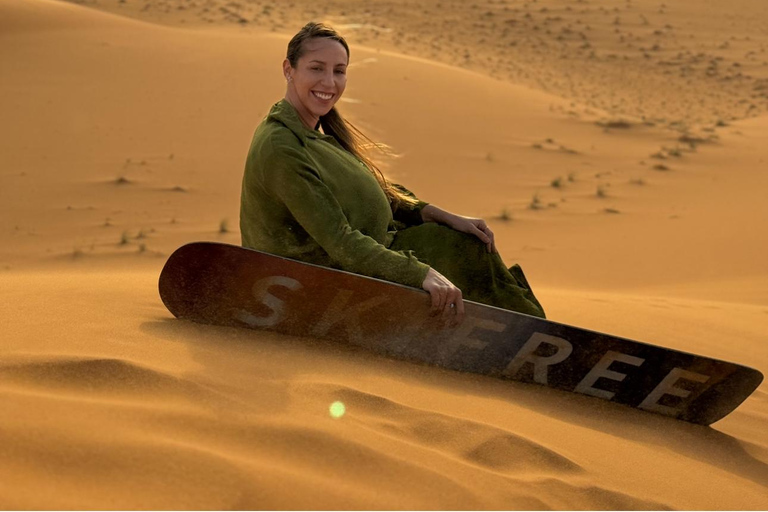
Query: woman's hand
421,267,464,327
444,214,498,254
420,205,497,254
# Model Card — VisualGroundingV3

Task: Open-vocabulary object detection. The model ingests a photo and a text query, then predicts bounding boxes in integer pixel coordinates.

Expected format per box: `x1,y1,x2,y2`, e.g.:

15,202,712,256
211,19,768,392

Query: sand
1,0,767,508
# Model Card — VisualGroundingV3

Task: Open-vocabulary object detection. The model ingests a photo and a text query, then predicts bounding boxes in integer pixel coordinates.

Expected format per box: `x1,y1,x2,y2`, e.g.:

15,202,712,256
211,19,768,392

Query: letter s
237,276,303,327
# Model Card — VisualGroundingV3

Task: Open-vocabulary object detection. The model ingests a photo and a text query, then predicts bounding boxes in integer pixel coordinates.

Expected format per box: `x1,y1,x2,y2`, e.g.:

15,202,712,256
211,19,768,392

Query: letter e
437,316,506,364
639,367,711,417
574,351,645,400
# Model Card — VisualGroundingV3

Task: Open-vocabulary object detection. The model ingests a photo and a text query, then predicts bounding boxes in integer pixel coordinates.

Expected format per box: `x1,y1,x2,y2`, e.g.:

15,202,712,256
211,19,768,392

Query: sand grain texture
1,0,767,509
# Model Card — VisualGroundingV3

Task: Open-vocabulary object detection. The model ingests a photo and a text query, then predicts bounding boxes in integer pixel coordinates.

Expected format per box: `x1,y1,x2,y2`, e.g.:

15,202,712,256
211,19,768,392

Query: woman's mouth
312,91,334,101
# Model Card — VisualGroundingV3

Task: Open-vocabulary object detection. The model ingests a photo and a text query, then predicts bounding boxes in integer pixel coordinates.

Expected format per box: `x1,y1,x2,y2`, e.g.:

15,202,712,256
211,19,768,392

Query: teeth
313,91,333,100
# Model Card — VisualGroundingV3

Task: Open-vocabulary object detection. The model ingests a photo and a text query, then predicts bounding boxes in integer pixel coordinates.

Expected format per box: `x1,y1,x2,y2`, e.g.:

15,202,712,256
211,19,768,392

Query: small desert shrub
679,133,707,146
666,147,683,157
529,193,544,210
598,119,632,129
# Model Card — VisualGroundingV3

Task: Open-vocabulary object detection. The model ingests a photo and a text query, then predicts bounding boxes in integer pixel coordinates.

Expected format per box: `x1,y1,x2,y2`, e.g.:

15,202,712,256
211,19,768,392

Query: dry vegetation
65,0,768,129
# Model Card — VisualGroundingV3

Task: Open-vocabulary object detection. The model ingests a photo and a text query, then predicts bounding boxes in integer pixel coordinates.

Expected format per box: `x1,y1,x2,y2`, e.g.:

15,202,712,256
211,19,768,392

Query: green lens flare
329,401,346,419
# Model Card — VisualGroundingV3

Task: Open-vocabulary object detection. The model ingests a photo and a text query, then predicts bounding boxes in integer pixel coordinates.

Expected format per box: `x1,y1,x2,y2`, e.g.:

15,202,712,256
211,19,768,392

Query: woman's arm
261,143,431,288
420,204,451,224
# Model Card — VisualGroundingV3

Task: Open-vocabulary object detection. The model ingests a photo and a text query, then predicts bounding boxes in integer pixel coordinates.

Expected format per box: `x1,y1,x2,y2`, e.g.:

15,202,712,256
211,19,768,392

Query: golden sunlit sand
1,0,767,508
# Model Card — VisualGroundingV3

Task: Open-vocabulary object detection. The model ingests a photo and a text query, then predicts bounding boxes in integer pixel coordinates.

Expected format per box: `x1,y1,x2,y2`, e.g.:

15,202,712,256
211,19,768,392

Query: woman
240,22,546,327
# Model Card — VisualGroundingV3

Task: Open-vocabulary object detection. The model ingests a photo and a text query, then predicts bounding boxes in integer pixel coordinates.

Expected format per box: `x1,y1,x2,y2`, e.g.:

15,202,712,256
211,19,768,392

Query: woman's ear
282,59,292,82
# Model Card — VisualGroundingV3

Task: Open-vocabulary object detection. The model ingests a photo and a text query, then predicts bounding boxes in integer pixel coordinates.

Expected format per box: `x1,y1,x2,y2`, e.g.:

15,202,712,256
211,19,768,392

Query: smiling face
283,37,349,129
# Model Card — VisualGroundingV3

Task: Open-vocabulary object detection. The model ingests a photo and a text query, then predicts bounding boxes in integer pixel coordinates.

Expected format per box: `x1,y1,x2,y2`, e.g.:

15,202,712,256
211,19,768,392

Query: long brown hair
286,22,420,212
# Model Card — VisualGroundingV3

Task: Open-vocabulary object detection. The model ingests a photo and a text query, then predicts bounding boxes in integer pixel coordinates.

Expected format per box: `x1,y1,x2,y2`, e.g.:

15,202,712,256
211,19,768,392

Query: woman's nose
321,71,335,87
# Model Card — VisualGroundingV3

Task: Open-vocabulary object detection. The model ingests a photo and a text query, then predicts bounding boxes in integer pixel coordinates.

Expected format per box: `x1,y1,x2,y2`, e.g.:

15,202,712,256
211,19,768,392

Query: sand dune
1,0,767,508
2,272,767,509
61,0,768,127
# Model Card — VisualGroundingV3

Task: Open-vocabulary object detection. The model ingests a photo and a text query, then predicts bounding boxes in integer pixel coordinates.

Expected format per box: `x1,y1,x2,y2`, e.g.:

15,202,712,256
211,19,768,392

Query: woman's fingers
482,224,495,253
451,296,465,327
450,216,496,254
421,268,465,326
431,286,448,317
473,226,491,243
435,288,448,316
485,228,495,251
430,288,441,316
441,293,454,322
441,289,464,325
430,286,447,316
473,223,495,253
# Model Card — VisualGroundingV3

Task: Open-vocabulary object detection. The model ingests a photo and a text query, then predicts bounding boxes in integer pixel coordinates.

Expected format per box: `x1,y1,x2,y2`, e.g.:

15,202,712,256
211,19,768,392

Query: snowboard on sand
158,242,763,426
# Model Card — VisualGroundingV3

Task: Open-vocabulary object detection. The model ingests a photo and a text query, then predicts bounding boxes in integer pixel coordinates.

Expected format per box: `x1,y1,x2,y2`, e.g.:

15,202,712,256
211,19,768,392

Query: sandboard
158,242,763,425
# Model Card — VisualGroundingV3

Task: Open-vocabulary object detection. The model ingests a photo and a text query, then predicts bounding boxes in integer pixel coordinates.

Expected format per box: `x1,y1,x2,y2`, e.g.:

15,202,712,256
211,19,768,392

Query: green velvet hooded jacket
240,99,432,289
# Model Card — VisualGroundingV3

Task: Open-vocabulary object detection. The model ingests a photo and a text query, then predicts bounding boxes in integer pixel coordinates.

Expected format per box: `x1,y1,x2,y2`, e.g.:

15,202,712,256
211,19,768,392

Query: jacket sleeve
263,142,431,289
390,182,429,227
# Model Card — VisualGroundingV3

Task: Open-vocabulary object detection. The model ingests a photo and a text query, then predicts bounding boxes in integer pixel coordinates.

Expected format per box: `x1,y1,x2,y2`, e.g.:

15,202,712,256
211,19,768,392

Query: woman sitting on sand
240,22,546,325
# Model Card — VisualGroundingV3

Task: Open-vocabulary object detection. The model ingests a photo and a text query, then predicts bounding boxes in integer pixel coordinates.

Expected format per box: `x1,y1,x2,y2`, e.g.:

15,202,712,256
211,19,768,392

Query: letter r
503,332,573,385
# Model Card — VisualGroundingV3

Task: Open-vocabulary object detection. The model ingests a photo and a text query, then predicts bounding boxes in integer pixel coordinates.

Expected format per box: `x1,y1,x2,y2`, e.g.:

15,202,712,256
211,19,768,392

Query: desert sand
1,0,767,508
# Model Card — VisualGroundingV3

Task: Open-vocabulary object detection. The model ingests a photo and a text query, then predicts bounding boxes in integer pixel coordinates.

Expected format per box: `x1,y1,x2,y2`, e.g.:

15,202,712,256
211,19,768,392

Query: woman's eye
335,69,346,75
311,67,322,71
